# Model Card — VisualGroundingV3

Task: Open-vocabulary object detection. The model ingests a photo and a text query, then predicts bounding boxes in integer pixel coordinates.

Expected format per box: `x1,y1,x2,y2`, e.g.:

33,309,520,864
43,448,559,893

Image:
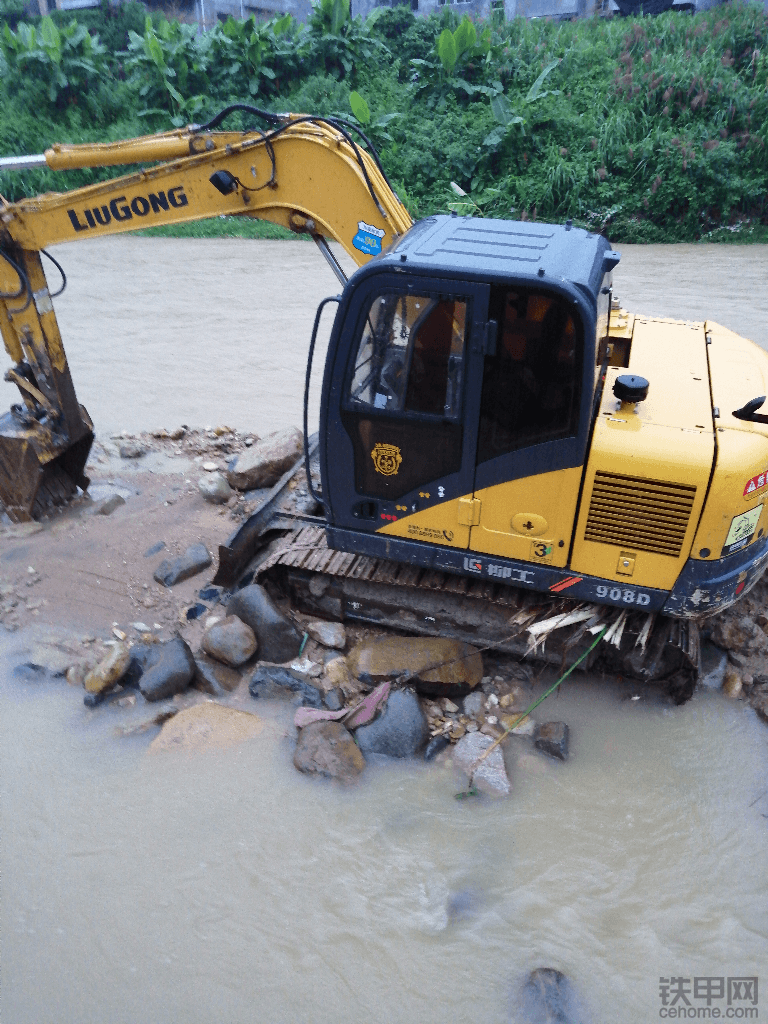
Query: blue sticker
352,220,385,256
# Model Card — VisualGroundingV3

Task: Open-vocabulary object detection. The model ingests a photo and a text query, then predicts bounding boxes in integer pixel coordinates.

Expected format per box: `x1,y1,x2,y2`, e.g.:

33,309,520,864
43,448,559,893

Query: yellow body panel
571,318,715,590
692,428,768,561
377,498,471,548
468,467,582,568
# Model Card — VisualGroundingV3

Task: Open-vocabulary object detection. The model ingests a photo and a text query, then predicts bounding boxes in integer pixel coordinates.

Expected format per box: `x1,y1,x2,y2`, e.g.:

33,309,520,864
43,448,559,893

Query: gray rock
136,636,196,702
699,642,728,689
154,543,212,587
144,541,166,557
93,494,126,517
293,720,365,783
520,968,579,1024
424,734,450,761
534,722,569,761
324,687,344,711
452,731,510,796
249,664,323,707
354,688,429,758
194,654,243,695
198,472,233,505
119,440,146,459
202,616,257,667
227,426,303,491
306,619,347,650
227,584,303,662
462,690,485,718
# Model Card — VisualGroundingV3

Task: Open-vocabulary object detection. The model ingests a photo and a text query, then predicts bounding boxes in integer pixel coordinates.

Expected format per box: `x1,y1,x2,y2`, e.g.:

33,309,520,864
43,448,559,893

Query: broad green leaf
147,34,166,71
450,181,467,196
40,16,60,53
453,17,475,60
437,28,456,75
329,0,349,35
261,66,276,78
490,92,513,125
525,58,560,104
349,90,370,124
455,77,475,96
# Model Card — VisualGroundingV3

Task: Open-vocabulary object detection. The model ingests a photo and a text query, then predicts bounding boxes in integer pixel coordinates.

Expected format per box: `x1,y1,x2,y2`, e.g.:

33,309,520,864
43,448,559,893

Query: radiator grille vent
584,472,696,557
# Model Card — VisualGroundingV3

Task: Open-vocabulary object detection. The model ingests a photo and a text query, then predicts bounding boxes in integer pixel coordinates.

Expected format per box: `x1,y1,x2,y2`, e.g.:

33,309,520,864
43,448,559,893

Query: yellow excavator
3,105,768,696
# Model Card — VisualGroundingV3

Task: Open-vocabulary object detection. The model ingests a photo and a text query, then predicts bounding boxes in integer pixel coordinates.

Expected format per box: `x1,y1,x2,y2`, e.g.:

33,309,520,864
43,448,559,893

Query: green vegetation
1,0,766,242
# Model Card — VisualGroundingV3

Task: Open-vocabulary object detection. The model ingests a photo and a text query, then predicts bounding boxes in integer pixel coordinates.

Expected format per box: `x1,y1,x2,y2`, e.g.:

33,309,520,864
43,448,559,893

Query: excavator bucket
0,408,93,521
0,244,93,522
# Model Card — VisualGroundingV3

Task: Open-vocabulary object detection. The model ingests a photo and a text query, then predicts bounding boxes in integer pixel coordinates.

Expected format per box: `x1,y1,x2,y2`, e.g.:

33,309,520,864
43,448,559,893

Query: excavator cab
320,215,615,595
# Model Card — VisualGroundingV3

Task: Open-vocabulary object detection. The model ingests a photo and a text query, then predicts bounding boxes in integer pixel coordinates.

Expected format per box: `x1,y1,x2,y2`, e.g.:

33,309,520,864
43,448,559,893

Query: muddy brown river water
2,239,768,1023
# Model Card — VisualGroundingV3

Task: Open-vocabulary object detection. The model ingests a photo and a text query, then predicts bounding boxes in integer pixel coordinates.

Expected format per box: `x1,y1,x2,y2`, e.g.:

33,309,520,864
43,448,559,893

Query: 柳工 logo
371,443,402,476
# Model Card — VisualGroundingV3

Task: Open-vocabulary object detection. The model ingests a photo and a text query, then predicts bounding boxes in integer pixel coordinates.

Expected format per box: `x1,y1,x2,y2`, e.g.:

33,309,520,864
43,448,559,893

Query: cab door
323,274,489,549
467,285,593,569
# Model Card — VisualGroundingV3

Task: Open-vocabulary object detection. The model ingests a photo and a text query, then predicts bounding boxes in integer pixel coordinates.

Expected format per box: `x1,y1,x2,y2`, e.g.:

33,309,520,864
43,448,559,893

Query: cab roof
377,214,619,306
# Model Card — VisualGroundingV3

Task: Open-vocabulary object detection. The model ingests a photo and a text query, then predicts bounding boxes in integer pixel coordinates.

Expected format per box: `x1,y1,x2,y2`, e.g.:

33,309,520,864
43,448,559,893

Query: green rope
454,625,608,798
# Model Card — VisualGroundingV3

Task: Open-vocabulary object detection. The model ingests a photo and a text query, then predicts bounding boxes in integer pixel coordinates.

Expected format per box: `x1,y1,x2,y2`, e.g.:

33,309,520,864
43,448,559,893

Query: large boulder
202,617,258,667
227,584,303,663
346,635,482,698
353,688,429,758
149,704,265,753
293,720,365,783
226,427,303,490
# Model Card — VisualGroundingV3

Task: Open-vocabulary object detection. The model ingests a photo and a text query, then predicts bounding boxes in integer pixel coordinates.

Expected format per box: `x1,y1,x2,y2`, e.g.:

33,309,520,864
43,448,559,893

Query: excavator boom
0,110,411,520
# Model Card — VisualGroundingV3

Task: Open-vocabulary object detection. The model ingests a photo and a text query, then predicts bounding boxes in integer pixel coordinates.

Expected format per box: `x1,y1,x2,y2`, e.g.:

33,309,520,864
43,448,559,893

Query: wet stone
137,636,196,702
699,642,728,688
92,494,126,517
534,721,569,761
293,720,365,783
202,617,257,668
194,654,243,695
462,691,485,718
354,688,429,759
347,636,483,698
227,584,303,663
154,543,212,587
185,603,207,621
84,642,131,695
424,734,450,761
248,664,323,707
150,704,264,754
118,440,146,459
198,472,233,505
323,687,344,711
306,620,347,650
521,968,580,1024
452,732,510,796
227,426,303,491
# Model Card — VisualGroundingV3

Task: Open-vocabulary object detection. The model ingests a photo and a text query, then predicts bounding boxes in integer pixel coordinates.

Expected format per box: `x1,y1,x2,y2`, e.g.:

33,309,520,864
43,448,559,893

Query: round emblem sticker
371,443,402,476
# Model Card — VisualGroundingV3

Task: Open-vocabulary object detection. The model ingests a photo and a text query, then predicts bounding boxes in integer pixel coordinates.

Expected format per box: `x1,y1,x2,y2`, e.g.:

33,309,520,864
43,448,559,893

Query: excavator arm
0,109,412,520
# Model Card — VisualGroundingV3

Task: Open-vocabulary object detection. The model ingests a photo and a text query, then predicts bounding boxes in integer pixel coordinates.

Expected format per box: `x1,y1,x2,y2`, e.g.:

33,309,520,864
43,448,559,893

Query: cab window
477,287,582,464
348,293,466,419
